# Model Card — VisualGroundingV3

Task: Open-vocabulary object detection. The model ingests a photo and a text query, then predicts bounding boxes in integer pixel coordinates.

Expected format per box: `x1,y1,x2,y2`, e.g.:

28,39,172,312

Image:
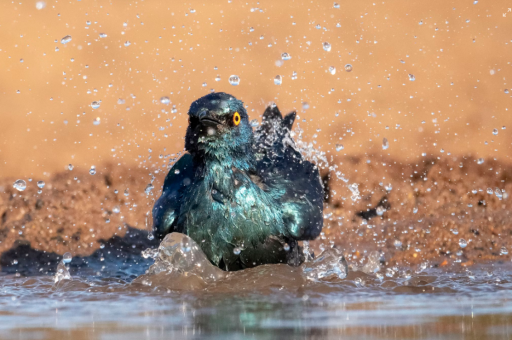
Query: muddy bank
0,155,511,274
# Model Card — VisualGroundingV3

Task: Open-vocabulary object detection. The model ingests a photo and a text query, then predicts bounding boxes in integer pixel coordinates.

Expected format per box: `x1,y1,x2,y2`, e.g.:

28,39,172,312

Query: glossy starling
152,92,323,271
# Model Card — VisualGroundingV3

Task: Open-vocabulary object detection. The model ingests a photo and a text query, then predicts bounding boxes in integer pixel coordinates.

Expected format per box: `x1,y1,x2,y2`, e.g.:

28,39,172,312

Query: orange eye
233,112,241,126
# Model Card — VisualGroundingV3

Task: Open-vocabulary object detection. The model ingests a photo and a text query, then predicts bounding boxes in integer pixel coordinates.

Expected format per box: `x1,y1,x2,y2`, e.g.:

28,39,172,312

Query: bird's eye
233,112,241,126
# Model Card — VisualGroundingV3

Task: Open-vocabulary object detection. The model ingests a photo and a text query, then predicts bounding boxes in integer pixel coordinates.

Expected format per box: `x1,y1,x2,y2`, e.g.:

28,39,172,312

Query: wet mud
0,154,510,276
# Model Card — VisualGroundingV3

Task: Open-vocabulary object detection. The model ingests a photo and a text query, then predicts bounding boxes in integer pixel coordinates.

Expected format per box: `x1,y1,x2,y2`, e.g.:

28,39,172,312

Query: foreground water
0,234,511,340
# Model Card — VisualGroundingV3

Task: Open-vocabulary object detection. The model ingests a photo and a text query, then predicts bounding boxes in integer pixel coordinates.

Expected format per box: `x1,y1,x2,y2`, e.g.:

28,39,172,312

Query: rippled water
0,234,511,340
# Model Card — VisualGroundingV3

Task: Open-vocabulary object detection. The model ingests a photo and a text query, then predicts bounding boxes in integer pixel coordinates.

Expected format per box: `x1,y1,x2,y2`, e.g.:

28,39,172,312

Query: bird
152,92,324,271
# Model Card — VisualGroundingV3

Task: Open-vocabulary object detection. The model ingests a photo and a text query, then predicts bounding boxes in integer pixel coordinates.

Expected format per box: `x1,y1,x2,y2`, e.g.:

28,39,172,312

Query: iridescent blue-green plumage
152,92,323,271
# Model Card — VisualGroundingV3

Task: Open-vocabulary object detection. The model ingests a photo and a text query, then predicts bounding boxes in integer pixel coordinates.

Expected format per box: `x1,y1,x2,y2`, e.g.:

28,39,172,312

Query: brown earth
1,154,510,273
1,0,512,179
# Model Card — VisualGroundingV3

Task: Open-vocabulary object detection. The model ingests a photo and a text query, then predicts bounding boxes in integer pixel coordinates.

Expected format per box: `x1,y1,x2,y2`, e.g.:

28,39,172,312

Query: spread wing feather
253,105,324,240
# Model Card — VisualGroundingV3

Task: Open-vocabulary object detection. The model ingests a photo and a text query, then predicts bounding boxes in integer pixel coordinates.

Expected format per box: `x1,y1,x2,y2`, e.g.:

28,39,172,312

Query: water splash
303,247,348,281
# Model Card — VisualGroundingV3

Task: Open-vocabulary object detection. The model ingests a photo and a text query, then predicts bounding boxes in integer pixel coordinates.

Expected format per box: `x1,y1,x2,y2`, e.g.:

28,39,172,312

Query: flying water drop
60,35,72,44
89,166,96,175
344,64,353,72
322,42,331,52
274,75,282,85
229,75,240,86
36,1,46,10
37,181,45,189
13,180,26,192
91,101,101,109
63,252,72,264
328,66,336,75
382,138,389,150
160,96,170,105
281,52,291,60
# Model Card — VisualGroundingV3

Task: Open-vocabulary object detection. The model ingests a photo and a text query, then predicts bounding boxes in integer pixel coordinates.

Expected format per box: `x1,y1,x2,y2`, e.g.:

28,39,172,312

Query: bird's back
253,105,324,241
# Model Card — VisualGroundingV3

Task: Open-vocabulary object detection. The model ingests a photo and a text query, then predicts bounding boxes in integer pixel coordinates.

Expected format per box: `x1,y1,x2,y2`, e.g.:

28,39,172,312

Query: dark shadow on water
0,227,159,280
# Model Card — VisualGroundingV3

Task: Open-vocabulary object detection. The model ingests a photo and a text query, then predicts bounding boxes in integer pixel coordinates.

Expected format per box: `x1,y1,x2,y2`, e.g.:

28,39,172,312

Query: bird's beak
198,110,222,127
199,116,222,127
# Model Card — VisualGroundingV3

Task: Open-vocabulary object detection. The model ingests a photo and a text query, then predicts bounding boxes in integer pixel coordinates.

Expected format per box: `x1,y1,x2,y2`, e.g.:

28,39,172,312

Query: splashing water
229,75,240,86
13,179,26,191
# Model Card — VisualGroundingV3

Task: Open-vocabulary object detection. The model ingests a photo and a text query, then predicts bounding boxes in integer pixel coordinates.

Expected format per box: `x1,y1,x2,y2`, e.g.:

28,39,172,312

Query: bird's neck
193,149,254,187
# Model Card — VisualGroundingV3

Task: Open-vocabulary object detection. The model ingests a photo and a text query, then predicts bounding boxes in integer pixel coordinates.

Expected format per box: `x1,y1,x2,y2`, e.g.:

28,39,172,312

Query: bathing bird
152,92,323,271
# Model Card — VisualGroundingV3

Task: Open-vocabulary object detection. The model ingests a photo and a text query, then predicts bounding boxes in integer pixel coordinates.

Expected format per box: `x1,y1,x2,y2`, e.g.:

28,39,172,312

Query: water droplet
459,238,467,248
335,144,344,152
215,75,221,82
36,1,46,10
492,128,498,135
13,180,26,192
68,164,74,171
63,252,72,264
233,247,242,255
322,42,331,52
89,166,96,175
473,0,478,3
147,233,155,241
382,138,389,150
93,117,101,125
386,268,396,277
283,243,290,251
333,2,340,8
477,158,484,164
500,247,508,255
344,64,353,72
229,75,240,86
328,66,336,75
60,35,72,44
124,189,129,197
99,33,108,38
181,239,191,252
487,188,493,195
160,96,170,105
145,183,154,194
302,102,309,110
274,75,282,85
408,74,416,81
91,101,101,109
37,181,45,189
505,89,509,94
291,71,298,80
20,59,24,63
281,52,291,60
117,98,125,104
113,206,120,214
124,41,131,46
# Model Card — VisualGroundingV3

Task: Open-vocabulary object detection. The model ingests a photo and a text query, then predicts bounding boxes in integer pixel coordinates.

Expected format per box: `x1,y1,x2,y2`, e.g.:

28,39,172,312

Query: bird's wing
253,105,324,240
152,153,195,238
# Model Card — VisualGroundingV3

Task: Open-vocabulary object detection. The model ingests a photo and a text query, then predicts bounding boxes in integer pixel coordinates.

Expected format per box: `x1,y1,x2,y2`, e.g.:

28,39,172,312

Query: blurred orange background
1,0,511,178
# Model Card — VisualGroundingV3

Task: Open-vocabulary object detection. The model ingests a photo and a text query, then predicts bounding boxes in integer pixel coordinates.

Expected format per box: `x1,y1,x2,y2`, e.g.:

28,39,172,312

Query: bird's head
185,92,253,162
